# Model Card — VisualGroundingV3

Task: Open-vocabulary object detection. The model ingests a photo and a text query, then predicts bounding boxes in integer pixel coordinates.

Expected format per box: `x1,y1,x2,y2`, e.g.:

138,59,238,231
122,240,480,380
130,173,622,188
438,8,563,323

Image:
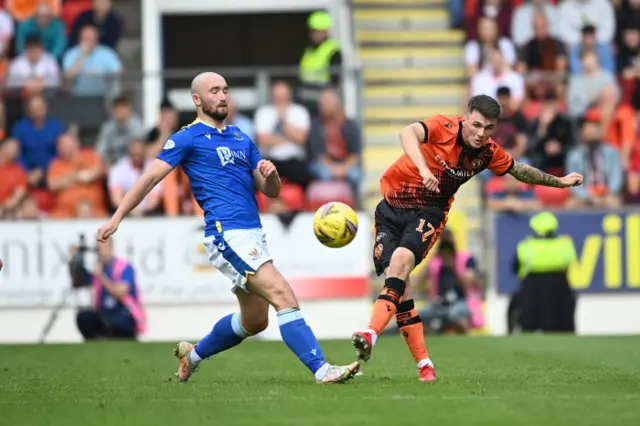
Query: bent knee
242,315,269,335
387,247,415,280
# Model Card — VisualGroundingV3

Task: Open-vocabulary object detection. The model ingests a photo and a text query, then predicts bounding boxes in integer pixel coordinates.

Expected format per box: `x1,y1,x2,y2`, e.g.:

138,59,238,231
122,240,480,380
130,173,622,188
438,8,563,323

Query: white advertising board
0,214,371,308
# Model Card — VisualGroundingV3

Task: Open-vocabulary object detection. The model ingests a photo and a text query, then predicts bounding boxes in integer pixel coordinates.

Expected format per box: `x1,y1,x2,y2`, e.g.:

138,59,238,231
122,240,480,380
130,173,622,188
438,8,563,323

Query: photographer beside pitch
72,237,146,340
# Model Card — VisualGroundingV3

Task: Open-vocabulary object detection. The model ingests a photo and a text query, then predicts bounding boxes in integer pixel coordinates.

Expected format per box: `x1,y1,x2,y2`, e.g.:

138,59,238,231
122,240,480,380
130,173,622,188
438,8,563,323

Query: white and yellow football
313,202,359,248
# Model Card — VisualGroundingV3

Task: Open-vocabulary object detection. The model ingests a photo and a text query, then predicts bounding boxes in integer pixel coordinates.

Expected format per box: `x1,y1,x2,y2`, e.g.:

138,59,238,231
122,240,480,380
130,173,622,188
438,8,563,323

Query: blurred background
0,0,638,343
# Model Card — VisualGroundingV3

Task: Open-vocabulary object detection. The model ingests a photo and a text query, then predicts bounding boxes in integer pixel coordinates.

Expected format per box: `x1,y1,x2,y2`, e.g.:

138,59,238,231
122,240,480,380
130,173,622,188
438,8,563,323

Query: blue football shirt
157,120,263,236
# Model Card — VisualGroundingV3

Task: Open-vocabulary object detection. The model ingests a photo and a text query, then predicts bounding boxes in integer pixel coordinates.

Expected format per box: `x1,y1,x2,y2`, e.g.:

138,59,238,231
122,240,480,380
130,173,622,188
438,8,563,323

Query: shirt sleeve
487,142,514,176
156,131,191,168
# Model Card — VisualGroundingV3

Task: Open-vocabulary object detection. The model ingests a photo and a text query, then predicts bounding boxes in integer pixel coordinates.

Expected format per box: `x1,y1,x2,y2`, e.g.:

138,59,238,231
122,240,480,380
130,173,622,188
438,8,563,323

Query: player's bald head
191,72,226,96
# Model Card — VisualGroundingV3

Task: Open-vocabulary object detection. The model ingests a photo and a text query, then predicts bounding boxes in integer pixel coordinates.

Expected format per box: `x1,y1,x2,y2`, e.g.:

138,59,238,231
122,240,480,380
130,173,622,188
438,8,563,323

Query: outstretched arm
508,161,583,188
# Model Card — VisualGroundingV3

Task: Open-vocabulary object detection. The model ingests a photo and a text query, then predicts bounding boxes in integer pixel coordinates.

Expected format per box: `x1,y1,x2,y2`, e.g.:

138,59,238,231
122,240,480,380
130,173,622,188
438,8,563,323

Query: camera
68,234,94,289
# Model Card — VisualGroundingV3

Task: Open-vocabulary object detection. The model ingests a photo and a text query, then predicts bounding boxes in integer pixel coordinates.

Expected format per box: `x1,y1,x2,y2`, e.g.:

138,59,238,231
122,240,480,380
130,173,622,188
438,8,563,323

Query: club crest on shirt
471,158,485,169
233,131,243,141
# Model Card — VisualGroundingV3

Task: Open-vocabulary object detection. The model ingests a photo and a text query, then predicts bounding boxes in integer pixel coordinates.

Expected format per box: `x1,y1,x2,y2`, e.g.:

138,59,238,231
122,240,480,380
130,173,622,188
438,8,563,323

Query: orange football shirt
380,115,513,210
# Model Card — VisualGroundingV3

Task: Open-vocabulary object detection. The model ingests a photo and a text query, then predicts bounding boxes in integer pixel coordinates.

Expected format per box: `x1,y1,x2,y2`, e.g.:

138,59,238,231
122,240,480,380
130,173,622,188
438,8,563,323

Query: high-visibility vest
516,236,576,279
299,39,341,84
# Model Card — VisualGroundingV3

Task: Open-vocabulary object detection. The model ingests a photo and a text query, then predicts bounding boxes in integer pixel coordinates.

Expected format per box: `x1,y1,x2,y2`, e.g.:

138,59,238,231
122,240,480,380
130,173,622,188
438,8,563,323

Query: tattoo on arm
508,161,563,187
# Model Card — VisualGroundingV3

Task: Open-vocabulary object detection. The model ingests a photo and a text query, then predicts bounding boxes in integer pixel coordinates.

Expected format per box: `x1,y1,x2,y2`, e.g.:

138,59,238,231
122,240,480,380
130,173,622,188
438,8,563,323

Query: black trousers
519,273,576,333
269,158,313,189
76,309,137,340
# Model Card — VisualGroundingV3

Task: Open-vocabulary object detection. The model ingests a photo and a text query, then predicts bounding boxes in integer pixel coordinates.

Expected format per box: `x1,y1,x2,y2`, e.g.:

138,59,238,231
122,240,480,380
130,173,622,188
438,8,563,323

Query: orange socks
367,277,406,335
396,299,429,363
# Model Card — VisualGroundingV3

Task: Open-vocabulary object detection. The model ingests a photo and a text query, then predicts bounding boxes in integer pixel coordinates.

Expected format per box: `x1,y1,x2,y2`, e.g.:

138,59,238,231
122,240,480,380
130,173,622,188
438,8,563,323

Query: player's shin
396,299,431,368
191,312,251,364
367,277,406,336
277,308,329,379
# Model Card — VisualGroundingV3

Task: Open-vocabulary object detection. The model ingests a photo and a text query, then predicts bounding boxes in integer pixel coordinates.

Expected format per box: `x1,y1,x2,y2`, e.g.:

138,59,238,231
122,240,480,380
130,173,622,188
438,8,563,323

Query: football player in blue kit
97,72,360,384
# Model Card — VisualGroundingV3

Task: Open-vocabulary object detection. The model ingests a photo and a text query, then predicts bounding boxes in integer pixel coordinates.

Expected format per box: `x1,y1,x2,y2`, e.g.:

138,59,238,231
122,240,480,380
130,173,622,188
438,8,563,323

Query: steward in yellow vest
511,212,577,333
297,11,341,113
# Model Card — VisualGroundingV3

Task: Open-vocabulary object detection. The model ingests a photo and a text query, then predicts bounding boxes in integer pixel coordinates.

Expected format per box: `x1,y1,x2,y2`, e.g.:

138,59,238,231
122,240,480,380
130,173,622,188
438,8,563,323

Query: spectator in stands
62,24,122,96
485,173,541,212
566,49,618,119
255,80,312,188
226,96,254,140
12,95,64,188
69,0,122,50
0,138,28,219
5,35,60,93
569,25,615,75
516,12,567,78
627,143,640,203
465,16,516,76
15,193,42,219
15,3,66,60
600,102,638,169
96,95,145,166
0,7,15,58
466,0,513,40
558,0,615,46
46,132,107,218
298,10,341,114
6,0,60,22
108,139,163,216
565,115,624,209
492,86,529,160
145,100,178,156
511,0,559,47
528,89,574,176
615,0,640,44
308,88,362,190
471,50,525,106
617,25,640,78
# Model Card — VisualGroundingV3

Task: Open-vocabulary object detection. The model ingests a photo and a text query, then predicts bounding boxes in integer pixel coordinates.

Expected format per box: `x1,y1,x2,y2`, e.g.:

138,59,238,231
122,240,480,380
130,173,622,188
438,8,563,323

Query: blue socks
190,308,329,380
192,312,250,362
277,308,327,375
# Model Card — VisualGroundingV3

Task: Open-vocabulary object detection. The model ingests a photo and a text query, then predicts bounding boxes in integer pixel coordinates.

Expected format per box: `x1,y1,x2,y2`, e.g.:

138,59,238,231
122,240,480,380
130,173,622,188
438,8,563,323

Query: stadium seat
30,188,55,213
256,181,306,213
484,176,505,196
61,0,92,35
534,185,571,207
306,180,355,211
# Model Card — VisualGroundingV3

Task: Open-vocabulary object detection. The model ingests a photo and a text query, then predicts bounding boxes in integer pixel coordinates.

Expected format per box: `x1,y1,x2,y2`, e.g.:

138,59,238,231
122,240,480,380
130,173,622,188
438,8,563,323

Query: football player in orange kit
352,95,583,381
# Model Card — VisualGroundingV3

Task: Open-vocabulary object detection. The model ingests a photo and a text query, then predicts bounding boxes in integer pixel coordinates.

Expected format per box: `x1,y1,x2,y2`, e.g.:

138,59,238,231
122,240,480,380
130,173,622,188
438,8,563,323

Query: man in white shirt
254,80,312,188
108,139,163,216
557,0,615,45
471,50,525,108
5,35,60,93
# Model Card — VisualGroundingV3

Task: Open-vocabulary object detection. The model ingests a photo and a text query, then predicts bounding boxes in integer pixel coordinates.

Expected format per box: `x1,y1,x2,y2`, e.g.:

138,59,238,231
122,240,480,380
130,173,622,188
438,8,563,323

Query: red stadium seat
61,0,92,34
484,176,506,196
256,181,306,213
534,185,571,207
30,188,55,212
306,180,354,212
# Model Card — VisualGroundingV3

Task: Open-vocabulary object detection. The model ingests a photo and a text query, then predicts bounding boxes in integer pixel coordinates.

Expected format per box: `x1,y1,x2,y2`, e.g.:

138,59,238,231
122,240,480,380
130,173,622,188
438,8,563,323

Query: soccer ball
313,202,358,248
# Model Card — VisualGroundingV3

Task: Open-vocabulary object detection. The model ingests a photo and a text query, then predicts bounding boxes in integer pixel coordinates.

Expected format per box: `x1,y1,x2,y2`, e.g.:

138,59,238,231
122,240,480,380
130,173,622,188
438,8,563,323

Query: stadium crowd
0,2,363,221
461,0,640,211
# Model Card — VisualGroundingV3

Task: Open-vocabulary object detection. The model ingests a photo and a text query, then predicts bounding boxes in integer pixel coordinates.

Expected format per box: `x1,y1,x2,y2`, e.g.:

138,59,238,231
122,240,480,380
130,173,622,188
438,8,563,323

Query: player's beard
202,103,228,122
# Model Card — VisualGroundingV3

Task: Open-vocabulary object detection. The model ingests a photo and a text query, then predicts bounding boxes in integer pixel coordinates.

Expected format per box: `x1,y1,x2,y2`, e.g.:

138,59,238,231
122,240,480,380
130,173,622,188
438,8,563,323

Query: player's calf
395,299,436,381
247,261,357,383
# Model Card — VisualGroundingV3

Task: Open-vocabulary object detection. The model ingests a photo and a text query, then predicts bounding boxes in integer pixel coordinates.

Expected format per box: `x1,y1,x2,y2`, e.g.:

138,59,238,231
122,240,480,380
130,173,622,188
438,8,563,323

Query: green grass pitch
2,335,640,425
